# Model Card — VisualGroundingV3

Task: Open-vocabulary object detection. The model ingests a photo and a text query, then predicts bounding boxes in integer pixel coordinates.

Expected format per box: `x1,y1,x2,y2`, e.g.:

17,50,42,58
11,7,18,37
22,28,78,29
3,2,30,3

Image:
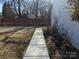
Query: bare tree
1,0,49,19
48,0,52,25
32,0,49,19
10,0,34,18
10,0,24,18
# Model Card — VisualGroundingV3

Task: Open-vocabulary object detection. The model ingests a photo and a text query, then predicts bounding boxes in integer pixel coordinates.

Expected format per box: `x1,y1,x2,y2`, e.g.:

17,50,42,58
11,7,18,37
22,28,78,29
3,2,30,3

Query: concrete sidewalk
23,28,49,59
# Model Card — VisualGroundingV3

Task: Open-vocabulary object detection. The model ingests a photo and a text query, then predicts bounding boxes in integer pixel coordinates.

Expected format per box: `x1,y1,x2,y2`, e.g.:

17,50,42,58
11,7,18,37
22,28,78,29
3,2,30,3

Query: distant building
2,2,15,18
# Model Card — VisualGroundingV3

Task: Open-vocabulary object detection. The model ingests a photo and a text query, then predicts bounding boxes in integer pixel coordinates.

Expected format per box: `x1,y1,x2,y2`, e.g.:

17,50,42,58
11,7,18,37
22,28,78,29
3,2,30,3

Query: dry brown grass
0,27,35,59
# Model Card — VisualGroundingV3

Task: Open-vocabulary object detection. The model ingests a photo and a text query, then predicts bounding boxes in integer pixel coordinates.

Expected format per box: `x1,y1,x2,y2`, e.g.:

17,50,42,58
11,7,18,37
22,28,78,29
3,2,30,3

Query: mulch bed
43,27,79,59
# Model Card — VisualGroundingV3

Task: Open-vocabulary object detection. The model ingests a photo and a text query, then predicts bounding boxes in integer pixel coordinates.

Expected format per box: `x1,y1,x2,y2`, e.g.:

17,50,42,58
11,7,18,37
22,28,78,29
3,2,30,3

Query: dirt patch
0,27,35,59
43,27,79,59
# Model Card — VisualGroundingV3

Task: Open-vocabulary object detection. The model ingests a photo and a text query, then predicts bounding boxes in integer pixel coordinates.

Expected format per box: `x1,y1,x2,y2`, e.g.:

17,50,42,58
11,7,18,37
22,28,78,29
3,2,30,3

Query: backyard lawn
0,27,35,59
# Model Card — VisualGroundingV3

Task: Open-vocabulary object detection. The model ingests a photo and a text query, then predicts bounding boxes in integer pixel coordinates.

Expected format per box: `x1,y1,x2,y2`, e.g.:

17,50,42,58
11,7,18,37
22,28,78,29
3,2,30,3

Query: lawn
0,27,35,59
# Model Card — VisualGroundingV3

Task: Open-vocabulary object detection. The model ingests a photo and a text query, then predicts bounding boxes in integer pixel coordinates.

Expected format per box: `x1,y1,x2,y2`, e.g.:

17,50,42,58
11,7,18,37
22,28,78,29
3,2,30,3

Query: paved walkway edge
23,28,49,59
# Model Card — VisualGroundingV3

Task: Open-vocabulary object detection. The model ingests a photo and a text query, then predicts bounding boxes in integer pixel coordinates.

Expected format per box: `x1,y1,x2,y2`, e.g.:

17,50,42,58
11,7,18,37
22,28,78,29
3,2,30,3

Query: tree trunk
18,0,21,18
35,0,38,19
13,0,18,15
48,0,52,26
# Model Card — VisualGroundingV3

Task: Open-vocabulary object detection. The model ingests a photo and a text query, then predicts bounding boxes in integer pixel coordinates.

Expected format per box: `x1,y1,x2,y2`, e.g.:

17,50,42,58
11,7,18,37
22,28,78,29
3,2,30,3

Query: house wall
51,0,79,49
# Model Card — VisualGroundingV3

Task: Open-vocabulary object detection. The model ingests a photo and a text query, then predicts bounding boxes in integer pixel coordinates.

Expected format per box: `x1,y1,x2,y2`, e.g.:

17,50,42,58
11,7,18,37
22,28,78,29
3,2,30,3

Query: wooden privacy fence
0,18,49,26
